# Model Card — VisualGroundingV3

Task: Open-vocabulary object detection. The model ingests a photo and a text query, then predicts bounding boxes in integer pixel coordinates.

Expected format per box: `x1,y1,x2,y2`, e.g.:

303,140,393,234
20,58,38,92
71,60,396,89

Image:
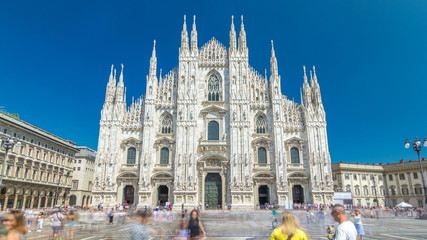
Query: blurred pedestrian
188,210,206,240
3,210,27,240
36,212,44,232
130,210,152,240
175,220,188,240
330,204,357,240
49,210,64,240
108,209,114,224
350,210,365,240
67,210,76,240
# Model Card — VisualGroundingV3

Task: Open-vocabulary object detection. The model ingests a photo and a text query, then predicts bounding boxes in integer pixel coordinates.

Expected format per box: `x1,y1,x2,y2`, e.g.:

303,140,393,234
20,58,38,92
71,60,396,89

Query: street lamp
370,175,379,207
0,137,21,188
404,138,427,209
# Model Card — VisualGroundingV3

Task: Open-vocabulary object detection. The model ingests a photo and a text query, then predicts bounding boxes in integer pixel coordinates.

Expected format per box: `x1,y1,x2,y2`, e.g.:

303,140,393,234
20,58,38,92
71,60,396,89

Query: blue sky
0,0,426,164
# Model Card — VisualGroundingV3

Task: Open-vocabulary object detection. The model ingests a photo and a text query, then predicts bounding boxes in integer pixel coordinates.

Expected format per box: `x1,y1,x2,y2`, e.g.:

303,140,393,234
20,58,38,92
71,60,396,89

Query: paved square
25,210,427,239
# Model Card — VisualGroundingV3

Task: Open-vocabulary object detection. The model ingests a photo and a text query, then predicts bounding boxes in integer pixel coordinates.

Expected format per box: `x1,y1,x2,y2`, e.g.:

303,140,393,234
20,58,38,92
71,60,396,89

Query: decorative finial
271,40,275,57
152,40,156,56
120,63,124,81
303,65,308,83
264,69,268,79
231,15,235,29
241,15,245,29
183,15,187,30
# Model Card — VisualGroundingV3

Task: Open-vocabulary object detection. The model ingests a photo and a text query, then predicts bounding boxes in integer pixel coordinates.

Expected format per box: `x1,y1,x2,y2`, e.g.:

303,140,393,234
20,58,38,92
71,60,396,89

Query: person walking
36,212,44,232
50,210,64,240
3,210,27,240
108,209,114,225
187,210,206,240
350,210,365,240
330,204,357,240
270,212,308,240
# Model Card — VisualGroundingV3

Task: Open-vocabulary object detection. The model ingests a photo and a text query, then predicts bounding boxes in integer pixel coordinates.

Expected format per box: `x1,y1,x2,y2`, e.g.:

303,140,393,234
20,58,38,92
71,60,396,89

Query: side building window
258,147,267,164
208,121,219,140
160,147,169,165
127,147,136,165
290,147,300,164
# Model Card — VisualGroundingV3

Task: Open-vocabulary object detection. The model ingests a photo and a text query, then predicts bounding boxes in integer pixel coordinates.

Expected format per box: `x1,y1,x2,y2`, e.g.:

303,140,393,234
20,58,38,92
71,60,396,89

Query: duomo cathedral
92,16,334,209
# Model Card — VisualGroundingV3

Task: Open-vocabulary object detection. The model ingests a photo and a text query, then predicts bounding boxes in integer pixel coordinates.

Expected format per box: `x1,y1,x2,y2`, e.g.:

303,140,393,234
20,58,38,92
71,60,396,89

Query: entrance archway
69,195,77,206
258,185,270,207
123,185,135,204
204,173,222,209
292,185,304,203
158,185,169,206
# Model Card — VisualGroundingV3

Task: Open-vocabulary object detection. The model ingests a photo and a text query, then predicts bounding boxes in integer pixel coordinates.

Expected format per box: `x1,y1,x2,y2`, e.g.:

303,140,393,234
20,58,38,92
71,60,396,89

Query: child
36,212,44,232
326,225,335,240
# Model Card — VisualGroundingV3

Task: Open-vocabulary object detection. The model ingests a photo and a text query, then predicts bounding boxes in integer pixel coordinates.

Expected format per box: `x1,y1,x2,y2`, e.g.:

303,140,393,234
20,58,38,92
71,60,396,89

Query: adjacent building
332,162,386,207
69,146,96,207
0,112,76,210
92,16,335,209
332,159,427,208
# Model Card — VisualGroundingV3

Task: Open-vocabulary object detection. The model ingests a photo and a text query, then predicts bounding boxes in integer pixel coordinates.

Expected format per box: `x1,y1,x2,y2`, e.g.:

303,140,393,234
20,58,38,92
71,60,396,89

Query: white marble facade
92,16,334,209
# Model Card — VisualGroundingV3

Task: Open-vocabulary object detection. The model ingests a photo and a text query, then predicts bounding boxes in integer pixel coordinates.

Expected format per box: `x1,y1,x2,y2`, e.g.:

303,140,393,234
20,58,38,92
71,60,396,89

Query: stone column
3,195,9,211
30,196,34,208
22,195,27,209
12,195,18,209
37,197,42,209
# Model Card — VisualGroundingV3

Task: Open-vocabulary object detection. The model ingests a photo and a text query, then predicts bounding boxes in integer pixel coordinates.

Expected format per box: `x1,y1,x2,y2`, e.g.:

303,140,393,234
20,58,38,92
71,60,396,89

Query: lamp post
0,137,21,188
370,175,379,207
404,138,427,208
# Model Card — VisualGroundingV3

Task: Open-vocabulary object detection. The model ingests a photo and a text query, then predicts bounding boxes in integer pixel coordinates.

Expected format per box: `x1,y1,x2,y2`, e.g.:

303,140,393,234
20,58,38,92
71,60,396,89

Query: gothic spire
303,65,308,85
105,64,116,103
180,15,189,55
229,15,237,52
238,15,247,53
302,65,311,105
312,65,319,85
191,15,198,53
270,40,278,77
149,40,157,76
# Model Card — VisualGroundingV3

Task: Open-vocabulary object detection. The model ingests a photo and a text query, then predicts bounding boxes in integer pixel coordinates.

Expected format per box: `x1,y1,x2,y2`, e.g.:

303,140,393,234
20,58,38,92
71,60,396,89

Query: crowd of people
0,202,423,239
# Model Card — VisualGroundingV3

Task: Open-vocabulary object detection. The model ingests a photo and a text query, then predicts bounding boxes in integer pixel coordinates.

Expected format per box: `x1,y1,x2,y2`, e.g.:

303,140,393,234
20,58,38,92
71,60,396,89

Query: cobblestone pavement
25,210,427,239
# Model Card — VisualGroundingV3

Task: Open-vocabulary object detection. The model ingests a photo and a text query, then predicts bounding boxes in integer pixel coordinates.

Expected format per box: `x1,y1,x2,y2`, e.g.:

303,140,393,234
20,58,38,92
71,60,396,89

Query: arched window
355,187,361,195
160,114,173,134
363,187,369,196
160,147,169,165
255,115,267,133
208,121,219,140
207,75,221,101
290,147,300,164
258,147,267,164
127,147,136,165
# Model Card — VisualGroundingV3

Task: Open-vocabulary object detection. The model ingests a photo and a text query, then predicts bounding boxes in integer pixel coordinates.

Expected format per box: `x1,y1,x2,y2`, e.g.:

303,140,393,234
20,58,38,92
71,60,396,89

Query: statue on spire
191,15,198,53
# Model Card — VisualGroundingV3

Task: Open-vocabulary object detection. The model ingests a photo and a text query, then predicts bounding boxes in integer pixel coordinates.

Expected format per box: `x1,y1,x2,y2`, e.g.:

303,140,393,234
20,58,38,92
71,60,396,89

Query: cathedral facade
92,16,334,209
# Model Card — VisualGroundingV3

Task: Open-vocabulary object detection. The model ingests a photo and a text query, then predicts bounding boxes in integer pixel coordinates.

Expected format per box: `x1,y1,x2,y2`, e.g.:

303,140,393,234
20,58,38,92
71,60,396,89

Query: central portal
204,173,222,209
123,185,135,204
292,185,304,204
